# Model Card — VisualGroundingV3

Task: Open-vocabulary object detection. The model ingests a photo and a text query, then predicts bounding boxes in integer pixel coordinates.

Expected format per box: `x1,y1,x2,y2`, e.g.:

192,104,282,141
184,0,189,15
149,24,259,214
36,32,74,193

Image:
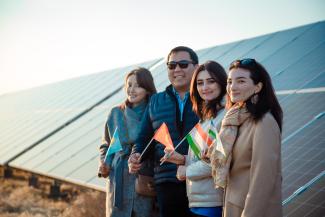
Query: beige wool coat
223,113,282,217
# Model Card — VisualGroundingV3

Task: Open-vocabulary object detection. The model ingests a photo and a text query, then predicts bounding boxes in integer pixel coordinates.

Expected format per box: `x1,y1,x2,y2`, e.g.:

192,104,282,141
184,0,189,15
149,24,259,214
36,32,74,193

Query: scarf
107,102,146,209
209,104,250,188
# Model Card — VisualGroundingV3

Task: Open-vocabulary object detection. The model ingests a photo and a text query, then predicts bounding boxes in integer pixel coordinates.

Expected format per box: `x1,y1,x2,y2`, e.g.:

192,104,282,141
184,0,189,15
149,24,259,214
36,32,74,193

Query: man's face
167,51,196,92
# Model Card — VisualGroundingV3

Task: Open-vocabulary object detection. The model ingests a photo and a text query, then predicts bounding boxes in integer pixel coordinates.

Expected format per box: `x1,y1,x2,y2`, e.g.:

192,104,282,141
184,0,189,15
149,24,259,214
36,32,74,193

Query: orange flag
153,123,174,150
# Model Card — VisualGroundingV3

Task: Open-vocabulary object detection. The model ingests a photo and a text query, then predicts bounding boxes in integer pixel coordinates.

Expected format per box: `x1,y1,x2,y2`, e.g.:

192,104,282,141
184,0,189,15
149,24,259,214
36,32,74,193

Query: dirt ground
0,177,106,217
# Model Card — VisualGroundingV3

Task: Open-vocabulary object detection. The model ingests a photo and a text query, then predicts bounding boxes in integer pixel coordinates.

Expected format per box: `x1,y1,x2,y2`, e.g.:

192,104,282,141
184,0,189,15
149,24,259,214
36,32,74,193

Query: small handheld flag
104,127,122,164
139,122,173,160
153,122,174,150
186,121,215,159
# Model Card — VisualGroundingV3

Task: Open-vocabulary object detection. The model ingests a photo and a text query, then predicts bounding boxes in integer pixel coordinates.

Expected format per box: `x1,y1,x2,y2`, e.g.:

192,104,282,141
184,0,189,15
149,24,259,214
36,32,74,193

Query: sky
0,0,324,95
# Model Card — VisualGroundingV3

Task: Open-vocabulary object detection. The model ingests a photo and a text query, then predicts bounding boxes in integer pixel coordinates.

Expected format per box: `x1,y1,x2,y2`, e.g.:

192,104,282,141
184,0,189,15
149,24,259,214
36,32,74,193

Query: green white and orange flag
153,122,174,150
186,121,217,159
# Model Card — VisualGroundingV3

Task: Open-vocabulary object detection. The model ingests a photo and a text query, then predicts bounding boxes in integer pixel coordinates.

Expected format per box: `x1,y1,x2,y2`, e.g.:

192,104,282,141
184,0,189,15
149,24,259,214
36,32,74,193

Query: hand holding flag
139,122,174,160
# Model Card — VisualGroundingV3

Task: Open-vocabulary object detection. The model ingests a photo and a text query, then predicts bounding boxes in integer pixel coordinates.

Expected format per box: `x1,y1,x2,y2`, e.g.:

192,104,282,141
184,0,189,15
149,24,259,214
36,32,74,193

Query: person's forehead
229,68,251,78
197,70,212,79
169,51,191,61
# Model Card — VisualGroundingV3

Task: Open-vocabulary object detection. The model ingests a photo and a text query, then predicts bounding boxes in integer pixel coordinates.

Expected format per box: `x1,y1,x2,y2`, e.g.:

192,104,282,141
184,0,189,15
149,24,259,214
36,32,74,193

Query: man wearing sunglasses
129,46,199,217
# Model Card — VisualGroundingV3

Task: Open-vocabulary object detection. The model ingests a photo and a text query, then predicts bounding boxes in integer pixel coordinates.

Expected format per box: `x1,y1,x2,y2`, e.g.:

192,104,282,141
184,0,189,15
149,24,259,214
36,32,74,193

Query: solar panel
283,171,325,217
279,92,325,137
198,41,240,64
9,62,166,189
272,42,325,90
282,109,325,199
0,59,161,165
262,22,325,77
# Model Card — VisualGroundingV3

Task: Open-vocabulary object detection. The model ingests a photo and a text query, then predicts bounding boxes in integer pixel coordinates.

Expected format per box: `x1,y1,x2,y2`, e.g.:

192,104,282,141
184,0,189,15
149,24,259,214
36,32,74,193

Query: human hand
200,148,210,163
176,165,186,181
160,148,185,165
98,161,111,178
128,153,142,174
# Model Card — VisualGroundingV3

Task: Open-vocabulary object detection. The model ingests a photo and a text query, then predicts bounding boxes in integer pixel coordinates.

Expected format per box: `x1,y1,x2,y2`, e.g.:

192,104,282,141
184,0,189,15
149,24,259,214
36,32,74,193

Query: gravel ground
0,178,106,217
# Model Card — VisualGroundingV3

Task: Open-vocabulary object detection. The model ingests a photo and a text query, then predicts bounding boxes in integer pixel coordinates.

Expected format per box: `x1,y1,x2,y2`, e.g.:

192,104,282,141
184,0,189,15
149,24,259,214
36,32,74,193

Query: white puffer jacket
186,150,224,208
185,117,224,208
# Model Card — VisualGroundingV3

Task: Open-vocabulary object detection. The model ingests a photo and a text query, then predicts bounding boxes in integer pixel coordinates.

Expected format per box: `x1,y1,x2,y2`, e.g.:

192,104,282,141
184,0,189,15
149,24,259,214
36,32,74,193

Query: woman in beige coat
209,58,283,217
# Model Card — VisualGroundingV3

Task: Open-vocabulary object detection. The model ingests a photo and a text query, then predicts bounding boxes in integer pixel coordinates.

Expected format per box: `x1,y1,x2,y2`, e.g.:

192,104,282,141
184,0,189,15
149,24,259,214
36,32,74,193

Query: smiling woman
98,67,157,217
210,58,283,217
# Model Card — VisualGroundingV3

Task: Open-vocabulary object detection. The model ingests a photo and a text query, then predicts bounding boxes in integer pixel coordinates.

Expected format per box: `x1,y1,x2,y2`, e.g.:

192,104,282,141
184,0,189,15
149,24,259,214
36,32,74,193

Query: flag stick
160,136,187,165
139,137,155,161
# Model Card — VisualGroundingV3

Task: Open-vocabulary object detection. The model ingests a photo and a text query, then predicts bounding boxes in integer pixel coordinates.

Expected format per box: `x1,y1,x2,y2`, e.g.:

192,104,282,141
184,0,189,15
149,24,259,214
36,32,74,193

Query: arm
129,105,154,173
242,116,281,217
98,120,112,178
186,160,212,181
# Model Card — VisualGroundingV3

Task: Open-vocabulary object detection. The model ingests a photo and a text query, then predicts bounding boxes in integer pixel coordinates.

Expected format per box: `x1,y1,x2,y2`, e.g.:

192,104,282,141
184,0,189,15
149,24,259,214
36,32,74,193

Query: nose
174,64,182,71
129,85,136,92
202,82,209,90
230,82,238,91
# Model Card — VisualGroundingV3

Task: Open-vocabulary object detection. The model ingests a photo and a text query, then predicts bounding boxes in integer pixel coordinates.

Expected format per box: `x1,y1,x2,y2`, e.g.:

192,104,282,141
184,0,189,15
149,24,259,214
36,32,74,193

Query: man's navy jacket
133,85,199,184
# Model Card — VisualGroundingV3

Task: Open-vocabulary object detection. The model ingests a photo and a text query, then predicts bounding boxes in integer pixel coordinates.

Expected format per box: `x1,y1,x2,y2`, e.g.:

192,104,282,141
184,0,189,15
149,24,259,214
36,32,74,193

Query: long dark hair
226,59,283,131
190,61,227,120
122,67,157,109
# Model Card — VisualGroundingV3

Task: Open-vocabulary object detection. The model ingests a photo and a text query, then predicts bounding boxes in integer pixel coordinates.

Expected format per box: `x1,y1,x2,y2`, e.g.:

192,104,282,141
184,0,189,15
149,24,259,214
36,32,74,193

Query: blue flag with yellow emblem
104,127,122,164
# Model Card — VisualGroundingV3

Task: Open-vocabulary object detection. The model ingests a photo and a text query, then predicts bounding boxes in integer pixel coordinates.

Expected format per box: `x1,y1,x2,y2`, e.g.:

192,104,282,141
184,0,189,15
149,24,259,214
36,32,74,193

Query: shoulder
107,105,123,119
149,90,171,104
110,105,123,113
260,113,279,129
255,112,280,136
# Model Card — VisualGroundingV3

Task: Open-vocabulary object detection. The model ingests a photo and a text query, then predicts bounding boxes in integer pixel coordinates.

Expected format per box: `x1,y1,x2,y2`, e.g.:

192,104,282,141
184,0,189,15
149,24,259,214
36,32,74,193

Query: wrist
179,155,186,165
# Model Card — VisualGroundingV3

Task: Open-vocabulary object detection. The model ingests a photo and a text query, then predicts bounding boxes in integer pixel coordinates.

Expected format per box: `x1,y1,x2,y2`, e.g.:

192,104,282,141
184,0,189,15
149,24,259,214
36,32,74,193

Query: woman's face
196,70,221,102
227,68,261,104
126,74,147,107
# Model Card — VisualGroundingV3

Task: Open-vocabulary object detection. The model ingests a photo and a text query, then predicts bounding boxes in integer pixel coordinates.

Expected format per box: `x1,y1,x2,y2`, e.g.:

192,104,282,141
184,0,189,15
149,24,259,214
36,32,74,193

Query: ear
255,82,263,94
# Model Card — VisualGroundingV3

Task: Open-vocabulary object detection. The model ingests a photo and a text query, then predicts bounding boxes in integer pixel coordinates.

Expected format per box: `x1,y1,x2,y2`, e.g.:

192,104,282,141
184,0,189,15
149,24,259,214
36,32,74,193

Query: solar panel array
1,21,324,216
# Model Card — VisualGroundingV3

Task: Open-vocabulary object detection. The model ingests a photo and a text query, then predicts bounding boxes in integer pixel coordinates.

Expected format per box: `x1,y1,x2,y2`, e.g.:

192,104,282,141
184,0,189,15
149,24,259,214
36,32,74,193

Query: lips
230,92,240,96
174,75,184,79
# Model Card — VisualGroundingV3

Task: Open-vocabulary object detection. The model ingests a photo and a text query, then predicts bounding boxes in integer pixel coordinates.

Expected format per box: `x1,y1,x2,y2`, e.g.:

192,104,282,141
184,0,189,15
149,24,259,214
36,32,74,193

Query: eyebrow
197,78,214,81
228,76,249,80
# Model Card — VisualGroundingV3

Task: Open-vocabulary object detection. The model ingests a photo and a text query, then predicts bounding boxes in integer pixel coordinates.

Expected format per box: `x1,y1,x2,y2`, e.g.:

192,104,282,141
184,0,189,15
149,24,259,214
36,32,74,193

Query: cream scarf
209,104,250,188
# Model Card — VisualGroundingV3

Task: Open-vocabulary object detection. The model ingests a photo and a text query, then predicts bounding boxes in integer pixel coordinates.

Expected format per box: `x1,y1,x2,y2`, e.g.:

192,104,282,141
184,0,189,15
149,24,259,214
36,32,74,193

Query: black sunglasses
167,60,194,70
230,58,257,67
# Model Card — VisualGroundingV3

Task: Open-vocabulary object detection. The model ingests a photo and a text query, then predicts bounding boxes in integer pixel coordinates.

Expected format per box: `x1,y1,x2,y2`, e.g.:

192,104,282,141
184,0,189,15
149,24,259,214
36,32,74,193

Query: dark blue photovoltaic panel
215,34,272,67
244,24,312,63
272,42,325,90
262,22,325,77
283,174,325,217
302,72,325,89
279,92,325,138
282,111,325,199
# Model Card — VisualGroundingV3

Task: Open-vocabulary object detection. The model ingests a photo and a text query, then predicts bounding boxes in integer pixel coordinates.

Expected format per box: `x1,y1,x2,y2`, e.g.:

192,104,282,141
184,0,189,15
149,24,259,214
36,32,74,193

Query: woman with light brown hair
98,67,157,217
